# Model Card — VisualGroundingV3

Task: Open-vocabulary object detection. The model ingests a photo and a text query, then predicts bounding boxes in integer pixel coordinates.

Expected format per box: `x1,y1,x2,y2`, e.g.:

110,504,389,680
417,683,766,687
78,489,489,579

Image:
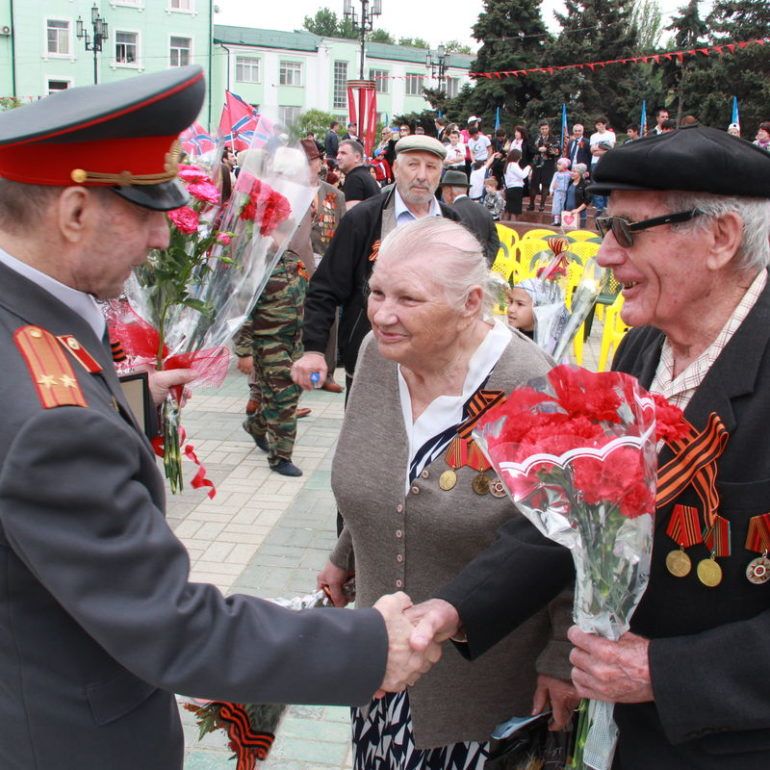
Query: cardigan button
395,579,403,588
396,504,403,513
410,485,420,495
420,469,429,479
396,554,404,563
395,529,403,538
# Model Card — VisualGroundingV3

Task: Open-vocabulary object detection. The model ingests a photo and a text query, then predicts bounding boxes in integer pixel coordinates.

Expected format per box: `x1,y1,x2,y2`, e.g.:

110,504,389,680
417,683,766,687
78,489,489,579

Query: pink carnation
168,206,199,234
178,165,209,184
216,232,232,245
188,180,221,205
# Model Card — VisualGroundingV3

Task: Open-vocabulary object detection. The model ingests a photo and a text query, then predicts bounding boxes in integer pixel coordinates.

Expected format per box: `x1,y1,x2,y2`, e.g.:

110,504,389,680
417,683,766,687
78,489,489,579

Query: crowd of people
1,63,770,770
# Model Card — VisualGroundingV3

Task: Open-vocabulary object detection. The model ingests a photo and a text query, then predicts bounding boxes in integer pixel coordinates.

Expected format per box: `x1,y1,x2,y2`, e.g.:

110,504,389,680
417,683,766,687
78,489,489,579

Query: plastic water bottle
310,371,322,389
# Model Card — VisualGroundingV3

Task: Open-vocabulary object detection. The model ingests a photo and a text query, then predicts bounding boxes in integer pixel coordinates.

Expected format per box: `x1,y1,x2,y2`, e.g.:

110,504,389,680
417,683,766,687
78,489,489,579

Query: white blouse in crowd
397,319,513,493
504,162,531,189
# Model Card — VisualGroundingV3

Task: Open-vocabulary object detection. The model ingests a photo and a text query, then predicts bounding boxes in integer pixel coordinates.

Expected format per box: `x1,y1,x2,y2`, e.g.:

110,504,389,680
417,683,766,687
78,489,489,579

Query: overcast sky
214,1,712,51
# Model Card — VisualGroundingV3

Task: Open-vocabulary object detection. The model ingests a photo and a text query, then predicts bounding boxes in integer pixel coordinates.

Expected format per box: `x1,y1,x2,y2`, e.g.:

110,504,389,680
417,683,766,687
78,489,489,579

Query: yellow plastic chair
515,239,552,281
496,223,520,250
597,295,631,371
566,240,600,264
522,228,558,240
491,246,519,283
567,229,599,242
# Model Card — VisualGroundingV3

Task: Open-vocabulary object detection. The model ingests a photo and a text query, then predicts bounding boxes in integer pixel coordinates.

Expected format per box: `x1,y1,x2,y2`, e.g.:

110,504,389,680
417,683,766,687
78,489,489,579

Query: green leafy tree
288,109,340,142
398,37,430,49
443,40,473,55
632,0,664,51
369,28,395,44
393,110,440,136
302,7,357,39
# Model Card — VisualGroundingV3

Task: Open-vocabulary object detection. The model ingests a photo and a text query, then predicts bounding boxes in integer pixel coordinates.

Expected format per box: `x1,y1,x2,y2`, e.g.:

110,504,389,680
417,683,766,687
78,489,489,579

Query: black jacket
450,195,501,266
324,129,339,159
303,189,460,375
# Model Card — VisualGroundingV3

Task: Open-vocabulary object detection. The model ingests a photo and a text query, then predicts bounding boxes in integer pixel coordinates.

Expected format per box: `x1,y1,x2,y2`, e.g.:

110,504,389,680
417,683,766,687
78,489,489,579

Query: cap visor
111,179,189,211
587,180,652,195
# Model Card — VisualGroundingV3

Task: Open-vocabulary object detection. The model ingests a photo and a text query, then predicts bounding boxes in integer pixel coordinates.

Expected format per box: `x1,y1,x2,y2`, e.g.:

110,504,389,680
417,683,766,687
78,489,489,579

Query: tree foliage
397,37,430,49
302,8,357,39
288,109,340,142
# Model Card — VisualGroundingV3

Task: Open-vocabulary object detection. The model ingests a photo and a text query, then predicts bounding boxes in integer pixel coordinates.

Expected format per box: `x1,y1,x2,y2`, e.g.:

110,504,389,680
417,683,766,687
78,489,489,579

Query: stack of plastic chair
522,227,557,241
565,239,600,264
562,260,587,363
566,229,600,242
515,239,553,281
491,241,519,283
597,294,631,371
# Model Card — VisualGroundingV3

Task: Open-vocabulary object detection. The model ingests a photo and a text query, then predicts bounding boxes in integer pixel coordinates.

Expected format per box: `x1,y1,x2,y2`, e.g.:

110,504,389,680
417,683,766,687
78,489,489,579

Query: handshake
371,593,461,696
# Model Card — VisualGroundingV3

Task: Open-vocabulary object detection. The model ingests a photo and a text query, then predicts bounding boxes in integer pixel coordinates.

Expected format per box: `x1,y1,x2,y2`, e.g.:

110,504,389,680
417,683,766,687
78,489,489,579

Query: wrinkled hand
236,355,254,376
568,626,654,704
373,593,442,697
531,674,580,731
405,598,461,652
316,560,353,607
147,368,196,407
290,352,328,391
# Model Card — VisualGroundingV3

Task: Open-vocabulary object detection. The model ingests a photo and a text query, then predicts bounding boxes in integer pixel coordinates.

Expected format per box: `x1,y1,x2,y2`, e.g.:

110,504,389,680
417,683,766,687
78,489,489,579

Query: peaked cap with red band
0,65,206,211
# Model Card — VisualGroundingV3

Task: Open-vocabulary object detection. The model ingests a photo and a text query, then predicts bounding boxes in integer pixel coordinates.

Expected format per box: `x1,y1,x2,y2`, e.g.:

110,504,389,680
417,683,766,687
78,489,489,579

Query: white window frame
46,77,73,94
169,0,194,12
114,30,140,68
169,35,192,67
369,68,389,95
279,60,303,87
235,55,261,84
333,60,348,109
114,0,143,7
445,77,460,99
405,73,424,97
279,106,302,126
45,18,71,58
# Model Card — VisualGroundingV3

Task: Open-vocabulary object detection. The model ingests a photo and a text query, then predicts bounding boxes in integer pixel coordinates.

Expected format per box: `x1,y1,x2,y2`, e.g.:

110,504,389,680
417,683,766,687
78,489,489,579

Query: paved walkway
175,337,601,769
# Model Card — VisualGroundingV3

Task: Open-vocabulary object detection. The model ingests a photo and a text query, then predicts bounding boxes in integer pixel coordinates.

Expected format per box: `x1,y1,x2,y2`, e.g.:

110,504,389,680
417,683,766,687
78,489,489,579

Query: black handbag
485,712,572,770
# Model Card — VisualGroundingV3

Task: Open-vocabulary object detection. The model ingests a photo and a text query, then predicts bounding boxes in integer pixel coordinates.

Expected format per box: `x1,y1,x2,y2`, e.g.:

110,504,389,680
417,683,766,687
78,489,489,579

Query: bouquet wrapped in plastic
472,365,686,770
108,128,314,494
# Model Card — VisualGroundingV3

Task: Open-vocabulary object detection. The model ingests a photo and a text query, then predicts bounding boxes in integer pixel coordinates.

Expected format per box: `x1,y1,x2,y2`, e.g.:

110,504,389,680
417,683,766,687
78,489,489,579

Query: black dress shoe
271,459,303,477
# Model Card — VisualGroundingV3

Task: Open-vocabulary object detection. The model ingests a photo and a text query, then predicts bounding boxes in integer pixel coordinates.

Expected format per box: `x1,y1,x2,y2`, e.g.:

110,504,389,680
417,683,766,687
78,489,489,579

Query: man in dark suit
439,170,500,266
406,126,770,769
566,123,592,169
0,67,440,770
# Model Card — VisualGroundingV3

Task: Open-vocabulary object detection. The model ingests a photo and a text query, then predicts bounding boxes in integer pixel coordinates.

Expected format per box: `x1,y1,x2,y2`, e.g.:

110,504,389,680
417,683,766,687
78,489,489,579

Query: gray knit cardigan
330,331,573,749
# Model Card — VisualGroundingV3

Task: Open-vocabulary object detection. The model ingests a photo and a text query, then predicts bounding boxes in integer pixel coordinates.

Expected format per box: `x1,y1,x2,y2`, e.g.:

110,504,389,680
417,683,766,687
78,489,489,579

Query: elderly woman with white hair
563,161,591,228
316,218,575,769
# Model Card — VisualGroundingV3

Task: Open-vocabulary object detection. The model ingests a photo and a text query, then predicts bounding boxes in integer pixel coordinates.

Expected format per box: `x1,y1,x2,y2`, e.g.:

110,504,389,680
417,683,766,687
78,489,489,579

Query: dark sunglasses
596,209,703,248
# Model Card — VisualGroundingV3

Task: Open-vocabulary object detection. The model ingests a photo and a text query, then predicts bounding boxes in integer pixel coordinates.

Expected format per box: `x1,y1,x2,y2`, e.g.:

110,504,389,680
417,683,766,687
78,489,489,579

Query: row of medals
439,468,507,498
666,547,770,587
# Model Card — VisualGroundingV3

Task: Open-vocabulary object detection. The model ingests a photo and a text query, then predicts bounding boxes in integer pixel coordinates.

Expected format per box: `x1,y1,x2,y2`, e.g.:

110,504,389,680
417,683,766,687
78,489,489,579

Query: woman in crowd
502,148,530,220
317,218,575,770
562,161,591,228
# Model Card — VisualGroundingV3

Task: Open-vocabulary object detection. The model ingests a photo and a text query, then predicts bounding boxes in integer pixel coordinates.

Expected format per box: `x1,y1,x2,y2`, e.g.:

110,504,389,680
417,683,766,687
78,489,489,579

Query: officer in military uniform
0,66,441,770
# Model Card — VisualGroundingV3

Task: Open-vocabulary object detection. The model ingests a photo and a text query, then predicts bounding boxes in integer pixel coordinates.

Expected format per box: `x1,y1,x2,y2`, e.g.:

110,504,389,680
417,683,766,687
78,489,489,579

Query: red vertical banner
346,80,377,157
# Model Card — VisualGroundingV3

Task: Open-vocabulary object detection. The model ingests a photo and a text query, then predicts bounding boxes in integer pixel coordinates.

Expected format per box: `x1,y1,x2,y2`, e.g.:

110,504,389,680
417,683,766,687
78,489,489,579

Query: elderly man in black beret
406,126,770,769
0,67,441,770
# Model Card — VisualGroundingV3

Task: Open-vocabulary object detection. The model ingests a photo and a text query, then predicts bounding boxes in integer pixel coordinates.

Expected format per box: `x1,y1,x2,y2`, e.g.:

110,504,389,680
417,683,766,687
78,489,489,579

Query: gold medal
489,478,507,498
696,556,723,588
472,473,490,496
439,469,457,491
746,555,770,585
665,548,692,578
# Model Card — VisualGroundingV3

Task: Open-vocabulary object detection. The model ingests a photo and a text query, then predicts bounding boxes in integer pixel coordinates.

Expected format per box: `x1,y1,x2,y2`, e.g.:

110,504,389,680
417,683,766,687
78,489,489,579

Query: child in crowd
506,279,571,358
506,285,536,339
468,160,487,201
482,176,505,220
549,157,571,226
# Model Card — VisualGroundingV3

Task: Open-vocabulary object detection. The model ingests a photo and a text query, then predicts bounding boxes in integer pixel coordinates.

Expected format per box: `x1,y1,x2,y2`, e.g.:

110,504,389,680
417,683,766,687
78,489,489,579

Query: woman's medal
664,504,701,578
745,513,770,585
698,514,731,588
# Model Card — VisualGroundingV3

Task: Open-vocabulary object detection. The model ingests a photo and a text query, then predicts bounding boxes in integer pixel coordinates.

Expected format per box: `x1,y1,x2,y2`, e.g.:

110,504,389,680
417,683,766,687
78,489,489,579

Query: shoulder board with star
13,325,88,409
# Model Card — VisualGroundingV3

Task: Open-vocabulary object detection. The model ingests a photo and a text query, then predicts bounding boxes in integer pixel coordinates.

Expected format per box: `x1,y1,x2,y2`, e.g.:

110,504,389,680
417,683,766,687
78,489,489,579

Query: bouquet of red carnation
472,365,686,770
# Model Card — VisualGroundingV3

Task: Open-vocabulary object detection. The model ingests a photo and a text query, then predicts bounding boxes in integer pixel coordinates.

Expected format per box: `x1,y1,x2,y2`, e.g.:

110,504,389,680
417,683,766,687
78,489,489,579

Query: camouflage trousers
243,328,302,466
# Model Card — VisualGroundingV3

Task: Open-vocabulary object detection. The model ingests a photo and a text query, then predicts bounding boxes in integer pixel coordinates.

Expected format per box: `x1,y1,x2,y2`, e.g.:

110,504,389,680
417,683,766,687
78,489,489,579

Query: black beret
589,125,770,199
0,66,206,210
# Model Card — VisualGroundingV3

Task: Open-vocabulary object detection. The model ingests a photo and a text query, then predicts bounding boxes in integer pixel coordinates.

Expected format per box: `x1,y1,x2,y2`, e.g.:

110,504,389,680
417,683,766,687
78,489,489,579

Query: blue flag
560,104,568,155
731,96,739,126
495,106,501,131
640,100,647,136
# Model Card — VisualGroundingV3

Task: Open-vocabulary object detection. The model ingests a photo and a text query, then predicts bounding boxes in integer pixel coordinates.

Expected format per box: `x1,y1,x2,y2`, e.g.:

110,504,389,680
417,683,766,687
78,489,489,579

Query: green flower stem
161,392,183,494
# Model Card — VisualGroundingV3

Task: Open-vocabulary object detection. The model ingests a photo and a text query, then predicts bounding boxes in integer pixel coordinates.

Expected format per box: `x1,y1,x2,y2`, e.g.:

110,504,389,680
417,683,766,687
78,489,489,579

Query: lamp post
76,4,109,85
343,0,382,80
426,44,448,95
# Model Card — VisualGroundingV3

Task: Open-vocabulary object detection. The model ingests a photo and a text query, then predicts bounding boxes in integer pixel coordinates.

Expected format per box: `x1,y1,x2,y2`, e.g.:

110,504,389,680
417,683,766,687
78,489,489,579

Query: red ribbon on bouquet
151,426,217,499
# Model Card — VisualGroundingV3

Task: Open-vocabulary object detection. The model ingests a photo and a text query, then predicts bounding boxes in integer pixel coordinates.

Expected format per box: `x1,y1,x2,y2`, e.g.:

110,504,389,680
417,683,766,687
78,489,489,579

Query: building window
47,20,69,55
279,106,302,126
445,77,460,98
115,32,138,65
405,74,424,97
170,36,191,67
48,80,70,94
279,60,303,87
235,56,260,84
170,0,193,9
333,61,348,109
369,68,389,94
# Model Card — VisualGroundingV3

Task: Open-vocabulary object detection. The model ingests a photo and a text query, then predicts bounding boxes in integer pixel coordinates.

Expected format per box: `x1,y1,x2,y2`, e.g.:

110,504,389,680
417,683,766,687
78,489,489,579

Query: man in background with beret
0,67,441,770
292,135,460,394
407,126,770,769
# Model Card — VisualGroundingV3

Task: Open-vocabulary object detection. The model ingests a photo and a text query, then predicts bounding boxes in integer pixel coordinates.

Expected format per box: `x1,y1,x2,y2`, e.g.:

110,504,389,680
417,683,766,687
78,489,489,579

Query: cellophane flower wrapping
108,129,314,494
185,582,355,769
472,365,681,770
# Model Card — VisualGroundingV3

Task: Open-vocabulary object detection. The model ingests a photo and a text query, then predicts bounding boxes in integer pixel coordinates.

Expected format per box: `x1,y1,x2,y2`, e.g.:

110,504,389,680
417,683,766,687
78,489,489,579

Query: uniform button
410,485,420,495
395,529,403,538
396,579,403,588
396,504,403,513
421,469,429,479
396,554,403,563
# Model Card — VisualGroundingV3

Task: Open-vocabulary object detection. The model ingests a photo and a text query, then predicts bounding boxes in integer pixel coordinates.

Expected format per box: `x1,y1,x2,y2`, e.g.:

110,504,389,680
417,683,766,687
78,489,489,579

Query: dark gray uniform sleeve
0,407,387,706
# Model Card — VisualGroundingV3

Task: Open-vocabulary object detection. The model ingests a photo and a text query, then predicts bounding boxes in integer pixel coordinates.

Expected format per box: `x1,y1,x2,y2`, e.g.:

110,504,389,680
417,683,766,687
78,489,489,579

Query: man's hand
290,352,328,391
531,674,580,731
373,593,442,696
568,626,654,704
405,598,461,652
316,560,353,607
236,355,254,376
147,368,196,407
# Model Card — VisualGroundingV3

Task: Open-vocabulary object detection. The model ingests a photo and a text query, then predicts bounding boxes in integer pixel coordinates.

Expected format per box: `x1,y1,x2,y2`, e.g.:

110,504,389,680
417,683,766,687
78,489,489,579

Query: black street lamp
343,0,382,80
76,4,109,85
426,44,448,95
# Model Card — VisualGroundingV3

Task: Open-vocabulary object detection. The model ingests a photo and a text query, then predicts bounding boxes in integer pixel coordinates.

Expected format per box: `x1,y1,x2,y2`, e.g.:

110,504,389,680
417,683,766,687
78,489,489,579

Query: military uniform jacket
302,189,460,375
437,269,770,768
0,261,387,770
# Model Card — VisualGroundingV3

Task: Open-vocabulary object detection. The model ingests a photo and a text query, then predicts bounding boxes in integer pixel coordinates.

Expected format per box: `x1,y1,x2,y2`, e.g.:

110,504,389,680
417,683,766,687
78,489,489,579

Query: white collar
394,187,442,225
